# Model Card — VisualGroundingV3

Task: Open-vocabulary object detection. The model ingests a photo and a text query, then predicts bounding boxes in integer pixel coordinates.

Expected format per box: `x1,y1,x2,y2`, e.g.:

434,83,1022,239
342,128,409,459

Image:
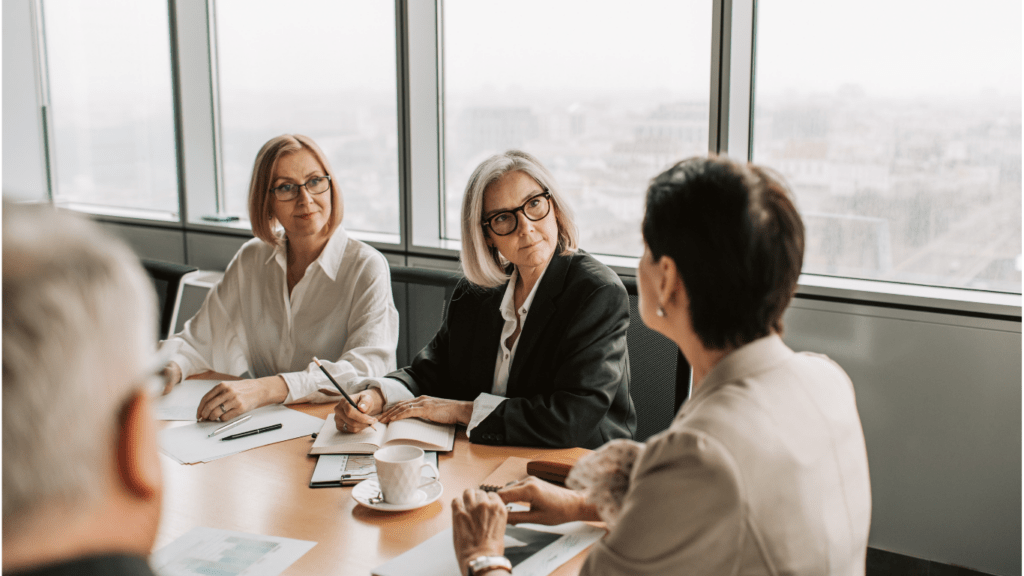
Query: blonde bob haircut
460,150,579,288
248,134,343,246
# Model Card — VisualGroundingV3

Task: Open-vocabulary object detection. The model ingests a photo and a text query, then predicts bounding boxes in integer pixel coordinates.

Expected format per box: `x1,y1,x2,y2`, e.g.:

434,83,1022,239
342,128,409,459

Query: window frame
18,0,1020,318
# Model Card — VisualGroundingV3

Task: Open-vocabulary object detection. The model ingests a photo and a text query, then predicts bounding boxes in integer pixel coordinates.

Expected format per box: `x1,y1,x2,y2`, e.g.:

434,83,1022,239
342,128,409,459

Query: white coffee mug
374,445,440,505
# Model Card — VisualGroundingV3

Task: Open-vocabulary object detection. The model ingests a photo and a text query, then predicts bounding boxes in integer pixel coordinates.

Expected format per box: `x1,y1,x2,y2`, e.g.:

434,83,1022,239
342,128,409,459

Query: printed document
372,522,605,576
151,526,315,576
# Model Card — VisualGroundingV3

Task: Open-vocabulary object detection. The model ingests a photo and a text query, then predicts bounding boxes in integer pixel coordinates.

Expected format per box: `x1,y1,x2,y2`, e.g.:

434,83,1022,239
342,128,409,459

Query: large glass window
443,0,712,258
42,0,179,218
754,0,1022,293
213,0,399,238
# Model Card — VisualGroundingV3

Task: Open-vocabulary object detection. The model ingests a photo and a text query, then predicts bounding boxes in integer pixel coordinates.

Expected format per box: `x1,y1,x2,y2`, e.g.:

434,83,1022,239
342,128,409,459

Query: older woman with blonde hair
450,156,871,576
334,150,636,448
162,134,399,421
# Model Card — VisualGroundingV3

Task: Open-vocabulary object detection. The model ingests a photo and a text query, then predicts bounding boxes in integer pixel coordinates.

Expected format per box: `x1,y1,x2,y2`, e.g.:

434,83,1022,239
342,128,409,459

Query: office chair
141,259,199,339
621,276,692,442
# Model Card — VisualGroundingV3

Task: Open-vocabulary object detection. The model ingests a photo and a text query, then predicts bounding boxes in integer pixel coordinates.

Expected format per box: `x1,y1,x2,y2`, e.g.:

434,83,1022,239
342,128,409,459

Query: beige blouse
570,334,872,575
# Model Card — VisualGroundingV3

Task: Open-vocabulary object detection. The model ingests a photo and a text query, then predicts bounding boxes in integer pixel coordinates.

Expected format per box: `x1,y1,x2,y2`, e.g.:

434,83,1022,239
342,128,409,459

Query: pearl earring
656,306,666,317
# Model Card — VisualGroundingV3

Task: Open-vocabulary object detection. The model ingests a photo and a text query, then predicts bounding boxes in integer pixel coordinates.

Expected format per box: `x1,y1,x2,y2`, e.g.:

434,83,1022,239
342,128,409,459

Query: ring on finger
342,422,348,431
220,403,226,414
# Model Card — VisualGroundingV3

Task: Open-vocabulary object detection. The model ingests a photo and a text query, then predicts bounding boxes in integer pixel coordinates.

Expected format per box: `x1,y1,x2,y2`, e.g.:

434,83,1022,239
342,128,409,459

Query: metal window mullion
394,0,412,254
708,0,726,154
406,0,446,253
30,0,56,202
167,0,188,229
709,0,755,160
172,0,222,227
727,0,755,160
206,0,227,215
435,0,447,241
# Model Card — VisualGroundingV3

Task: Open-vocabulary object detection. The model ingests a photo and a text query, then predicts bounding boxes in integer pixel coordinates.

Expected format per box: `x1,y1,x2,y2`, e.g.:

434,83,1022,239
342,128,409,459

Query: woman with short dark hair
450,156,872,576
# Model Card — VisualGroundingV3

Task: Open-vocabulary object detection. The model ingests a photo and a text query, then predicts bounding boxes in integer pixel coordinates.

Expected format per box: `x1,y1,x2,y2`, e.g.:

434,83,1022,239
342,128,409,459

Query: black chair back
620,277,691,442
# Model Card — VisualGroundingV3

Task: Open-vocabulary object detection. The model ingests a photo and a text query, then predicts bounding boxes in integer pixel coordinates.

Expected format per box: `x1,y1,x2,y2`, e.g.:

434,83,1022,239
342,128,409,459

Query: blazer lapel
468,286,506,396
506,252,572,389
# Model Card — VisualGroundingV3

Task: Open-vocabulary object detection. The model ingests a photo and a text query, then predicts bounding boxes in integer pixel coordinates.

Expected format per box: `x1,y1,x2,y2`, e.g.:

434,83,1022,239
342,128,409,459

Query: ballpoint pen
220,423,283,441
207,414,253,438
313,356,379,431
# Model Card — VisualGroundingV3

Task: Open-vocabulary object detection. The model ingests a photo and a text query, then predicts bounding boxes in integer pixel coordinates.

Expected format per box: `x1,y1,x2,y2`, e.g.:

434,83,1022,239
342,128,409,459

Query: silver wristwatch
467,555,512,575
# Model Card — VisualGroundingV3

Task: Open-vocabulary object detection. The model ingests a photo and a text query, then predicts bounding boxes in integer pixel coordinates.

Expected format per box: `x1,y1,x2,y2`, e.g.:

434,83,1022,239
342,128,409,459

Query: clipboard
309,452,439,488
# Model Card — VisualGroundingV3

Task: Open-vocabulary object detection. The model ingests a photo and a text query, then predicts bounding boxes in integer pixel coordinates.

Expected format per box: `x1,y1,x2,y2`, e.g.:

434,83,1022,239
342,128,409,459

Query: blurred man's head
3,202,163,569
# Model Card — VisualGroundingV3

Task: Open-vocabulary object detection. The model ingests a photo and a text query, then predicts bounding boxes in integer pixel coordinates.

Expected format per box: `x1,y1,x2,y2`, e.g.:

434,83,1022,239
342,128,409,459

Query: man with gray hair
3,202,163,575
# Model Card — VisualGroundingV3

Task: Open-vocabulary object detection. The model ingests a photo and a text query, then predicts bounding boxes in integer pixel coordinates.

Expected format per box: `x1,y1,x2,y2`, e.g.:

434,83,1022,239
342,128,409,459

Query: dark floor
867,547,998,576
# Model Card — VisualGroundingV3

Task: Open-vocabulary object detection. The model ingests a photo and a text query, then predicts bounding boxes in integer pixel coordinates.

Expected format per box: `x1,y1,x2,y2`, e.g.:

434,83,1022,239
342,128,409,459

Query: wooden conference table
155,400,600,575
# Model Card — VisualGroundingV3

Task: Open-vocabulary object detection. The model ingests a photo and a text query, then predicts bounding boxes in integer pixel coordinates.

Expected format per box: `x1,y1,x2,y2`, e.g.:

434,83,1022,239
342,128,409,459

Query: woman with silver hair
334,150,636,448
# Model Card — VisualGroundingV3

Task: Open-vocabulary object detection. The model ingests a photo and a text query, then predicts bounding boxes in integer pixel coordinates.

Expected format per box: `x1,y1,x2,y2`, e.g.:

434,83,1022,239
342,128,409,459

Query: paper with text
151,526,315,576
371,522,605,576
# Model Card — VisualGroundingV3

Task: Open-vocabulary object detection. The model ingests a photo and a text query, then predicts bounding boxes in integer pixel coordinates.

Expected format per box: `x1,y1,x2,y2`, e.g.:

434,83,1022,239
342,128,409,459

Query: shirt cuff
283,371,344,404
466,393,507,435
165,355,199,382
364,377,415,406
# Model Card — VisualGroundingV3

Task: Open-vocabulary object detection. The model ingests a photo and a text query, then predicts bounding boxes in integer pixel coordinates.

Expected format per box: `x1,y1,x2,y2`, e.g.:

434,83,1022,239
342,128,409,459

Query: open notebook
309,416,455,455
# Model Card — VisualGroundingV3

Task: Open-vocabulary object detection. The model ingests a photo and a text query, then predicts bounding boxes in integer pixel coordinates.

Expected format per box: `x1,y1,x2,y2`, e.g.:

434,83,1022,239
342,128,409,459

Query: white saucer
352,478,443,511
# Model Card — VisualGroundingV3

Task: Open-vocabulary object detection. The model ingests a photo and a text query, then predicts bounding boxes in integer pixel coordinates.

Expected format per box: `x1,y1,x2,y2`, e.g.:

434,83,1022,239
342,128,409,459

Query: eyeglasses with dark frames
270,174,331,202
481,190,552,236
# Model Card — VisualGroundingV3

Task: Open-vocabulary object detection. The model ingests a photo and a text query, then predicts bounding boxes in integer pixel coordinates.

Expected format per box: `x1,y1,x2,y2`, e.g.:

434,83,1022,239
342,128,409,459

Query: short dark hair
642,156,805,350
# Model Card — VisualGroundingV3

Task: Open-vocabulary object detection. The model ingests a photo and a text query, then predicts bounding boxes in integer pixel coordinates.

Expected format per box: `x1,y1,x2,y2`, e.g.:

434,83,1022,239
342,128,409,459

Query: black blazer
388,250,636,449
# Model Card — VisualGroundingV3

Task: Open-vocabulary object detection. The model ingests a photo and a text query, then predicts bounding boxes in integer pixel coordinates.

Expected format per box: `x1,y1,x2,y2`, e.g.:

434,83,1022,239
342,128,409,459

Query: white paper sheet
159,405,323,464
154,379,221,421
150,526,315,576
371,522,605,576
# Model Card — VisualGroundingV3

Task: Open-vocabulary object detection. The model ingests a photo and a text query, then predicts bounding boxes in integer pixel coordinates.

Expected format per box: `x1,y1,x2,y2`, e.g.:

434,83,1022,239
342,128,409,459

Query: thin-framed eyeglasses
482,191,552,236
271,174,331,202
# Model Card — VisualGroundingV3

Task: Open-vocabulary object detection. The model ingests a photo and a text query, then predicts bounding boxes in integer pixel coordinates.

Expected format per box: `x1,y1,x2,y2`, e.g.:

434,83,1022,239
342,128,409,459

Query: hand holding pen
313,357,380,433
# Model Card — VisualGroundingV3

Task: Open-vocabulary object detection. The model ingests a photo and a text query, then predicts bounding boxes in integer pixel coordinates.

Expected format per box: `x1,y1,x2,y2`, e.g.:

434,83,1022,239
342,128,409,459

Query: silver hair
459,150,579,287
2,202,157,524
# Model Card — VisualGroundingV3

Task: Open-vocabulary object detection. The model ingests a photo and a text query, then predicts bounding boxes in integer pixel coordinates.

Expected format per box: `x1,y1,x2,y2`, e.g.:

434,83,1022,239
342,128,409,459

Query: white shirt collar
266,226,349,281
498,264,549,321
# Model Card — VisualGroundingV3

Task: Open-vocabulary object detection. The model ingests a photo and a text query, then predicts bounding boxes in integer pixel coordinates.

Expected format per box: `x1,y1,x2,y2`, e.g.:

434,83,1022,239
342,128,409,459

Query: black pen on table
220,423,282,441
313,356,379,431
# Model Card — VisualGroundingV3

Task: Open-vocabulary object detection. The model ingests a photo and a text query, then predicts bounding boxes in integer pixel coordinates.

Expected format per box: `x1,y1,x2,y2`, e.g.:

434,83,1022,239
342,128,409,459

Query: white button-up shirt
374,265,547,434
162,227,399,404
